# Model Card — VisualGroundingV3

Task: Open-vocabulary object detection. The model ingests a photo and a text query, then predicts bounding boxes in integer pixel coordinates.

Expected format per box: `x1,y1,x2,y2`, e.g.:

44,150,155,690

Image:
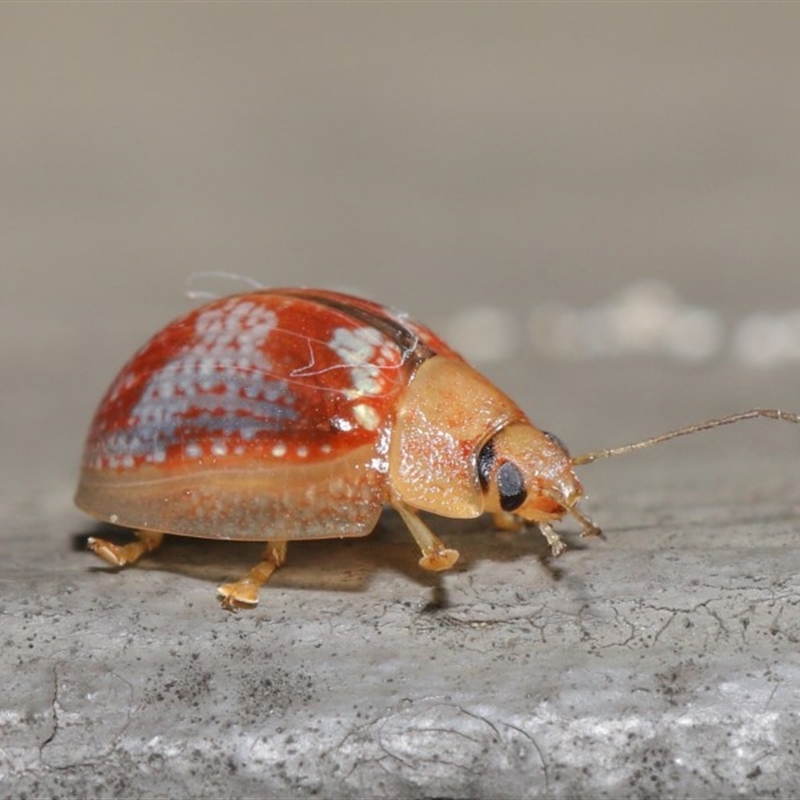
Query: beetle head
390,355,587,521
477,422,584,522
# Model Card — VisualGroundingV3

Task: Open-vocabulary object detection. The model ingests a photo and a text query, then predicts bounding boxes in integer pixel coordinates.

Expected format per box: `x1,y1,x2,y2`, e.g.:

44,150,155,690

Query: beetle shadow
73,523,373,593
72,511,585,601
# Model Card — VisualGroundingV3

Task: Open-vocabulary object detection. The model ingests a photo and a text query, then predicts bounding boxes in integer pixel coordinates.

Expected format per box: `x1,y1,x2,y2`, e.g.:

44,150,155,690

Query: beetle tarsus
418,549,460,572
217,540,288,608
87,530,164,567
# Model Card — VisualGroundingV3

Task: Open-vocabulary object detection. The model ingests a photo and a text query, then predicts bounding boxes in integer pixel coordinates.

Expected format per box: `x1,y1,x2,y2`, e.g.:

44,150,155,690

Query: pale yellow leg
570,505,604,539
217,540,288,609
539,505,603,558
88,529,164,566
538,522,567,558
393,502,459,572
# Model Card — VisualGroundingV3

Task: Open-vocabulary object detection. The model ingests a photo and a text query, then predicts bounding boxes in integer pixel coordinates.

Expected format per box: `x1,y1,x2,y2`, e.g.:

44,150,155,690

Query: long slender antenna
572,408,800,466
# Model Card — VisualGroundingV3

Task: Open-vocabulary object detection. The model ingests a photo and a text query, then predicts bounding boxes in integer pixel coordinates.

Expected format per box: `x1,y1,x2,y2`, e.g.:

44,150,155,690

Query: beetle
75,288,800,608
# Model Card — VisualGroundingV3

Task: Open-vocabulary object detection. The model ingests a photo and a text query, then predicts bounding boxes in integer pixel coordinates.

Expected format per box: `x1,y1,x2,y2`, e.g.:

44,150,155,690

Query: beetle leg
217,540,288,609
393,502,460,572
88,529,164,567
569,505,604,539
538,504,605,557
537,522,567,557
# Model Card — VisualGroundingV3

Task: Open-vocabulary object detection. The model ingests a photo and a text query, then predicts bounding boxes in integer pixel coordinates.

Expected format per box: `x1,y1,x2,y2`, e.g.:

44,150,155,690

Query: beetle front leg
88,529,164,567
495,512,567,557
536,505,605,558
569,505,604,539
217,540,288,609
538,522,567,557
393,502,459,572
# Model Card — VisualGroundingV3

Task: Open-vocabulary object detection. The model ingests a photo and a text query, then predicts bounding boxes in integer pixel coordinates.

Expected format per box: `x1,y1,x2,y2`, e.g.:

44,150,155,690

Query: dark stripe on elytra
275,289,435,367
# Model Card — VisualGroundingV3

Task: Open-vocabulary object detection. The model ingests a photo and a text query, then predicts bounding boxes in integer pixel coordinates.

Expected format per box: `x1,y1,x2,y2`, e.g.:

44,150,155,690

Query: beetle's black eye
497,461,527,511
477,438,496,492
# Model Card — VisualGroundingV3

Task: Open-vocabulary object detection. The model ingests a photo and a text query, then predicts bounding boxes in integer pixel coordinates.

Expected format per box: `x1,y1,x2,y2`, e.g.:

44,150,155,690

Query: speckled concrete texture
3,5,800,799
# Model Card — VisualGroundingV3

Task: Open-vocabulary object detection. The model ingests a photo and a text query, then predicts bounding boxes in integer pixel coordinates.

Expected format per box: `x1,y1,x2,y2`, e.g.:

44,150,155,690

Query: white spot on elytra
185,443,203,459
380,343,398,360
352,403,380,431
328,326,390,396
329,326,385,364
350,366,382,396
103,298,299,469
296,445,309,458
271,443,287,458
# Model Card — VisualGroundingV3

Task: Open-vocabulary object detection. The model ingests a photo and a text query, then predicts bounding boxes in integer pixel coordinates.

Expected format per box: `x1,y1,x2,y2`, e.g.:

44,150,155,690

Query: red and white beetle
75,288,800,607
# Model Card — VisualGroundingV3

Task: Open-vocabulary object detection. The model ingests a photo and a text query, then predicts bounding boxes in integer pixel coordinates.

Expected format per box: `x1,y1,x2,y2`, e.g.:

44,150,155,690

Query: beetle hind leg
217,540,288,609
393,502,459,572
88,529,164,567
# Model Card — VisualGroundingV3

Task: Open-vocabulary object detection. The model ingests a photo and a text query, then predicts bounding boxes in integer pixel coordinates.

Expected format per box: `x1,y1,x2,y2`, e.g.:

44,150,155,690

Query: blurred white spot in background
442,305,517,363
732,310,800,368
527,280,725,363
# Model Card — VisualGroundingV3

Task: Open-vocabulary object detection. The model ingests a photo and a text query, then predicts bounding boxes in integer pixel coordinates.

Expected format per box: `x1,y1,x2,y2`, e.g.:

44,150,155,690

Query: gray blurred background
3,4,800,798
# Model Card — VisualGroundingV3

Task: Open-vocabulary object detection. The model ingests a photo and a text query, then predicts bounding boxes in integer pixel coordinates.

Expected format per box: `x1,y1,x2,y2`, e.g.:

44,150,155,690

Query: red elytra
76,288,800,608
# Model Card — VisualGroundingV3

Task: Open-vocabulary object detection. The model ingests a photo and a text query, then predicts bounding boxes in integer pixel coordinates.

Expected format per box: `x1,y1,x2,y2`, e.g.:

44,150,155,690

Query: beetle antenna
572,408,800,466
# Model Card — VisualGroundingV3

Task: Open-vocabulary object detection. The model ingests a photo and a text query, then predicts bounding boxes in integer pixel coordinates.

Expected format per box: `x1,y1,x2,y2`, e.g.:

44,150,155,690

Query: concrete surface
3,5,800,798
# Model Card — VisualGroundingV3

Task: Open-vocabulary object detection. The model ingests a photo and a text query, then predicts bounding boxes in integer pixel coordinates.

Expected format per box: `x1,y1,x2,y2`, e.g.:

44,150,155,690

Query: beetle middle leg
88,529,164,566
217,540,288,609
393,502,459,572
